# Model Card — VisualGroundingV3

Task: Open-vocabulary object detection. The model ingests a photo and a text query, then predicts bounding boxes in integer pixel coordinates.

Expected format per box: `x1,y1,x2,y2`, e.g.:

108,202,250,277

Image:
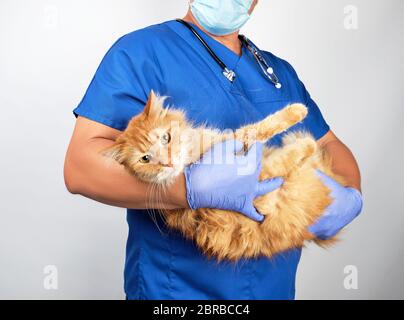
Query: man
64,0,362,299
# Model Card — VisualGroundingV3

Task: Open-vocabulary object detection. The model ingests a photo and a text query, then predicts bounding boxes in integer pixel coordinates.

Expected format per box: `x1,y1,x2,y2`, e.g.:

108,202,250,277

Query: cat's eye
140,155,151,163
161,132,171,145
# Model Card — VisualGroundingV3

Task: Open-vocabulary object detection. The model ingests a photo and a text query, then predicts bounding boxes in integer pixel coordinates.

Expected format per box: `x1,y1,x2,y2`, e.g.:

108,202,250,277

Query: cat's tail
235,103,308,146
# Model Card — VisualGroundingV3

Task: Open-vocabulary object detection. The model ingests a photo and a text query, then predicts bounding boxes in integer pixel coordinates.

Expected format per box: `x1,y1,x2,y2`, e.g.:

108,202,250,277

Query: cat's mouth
160,163,174,168
155,164,184,185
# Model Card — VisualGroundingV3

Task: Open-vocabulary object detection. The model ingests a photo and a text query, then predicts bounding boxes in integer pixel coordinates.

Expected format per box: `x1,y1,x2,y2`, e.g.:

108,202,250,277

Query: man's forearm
64,137,188,210
322,139,361,192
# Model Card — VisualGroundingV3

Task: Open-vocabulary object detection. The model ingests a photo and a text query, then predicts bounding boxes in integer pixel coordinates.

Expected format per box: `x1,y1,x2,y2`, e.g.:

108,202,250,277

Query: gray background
0,0,403,299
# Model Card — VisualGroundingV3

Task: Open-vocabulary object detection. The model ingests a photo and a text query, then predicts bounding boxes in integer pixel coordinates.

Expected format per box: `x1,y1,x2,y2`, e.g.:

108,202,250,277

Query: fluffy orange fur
104,91,344,261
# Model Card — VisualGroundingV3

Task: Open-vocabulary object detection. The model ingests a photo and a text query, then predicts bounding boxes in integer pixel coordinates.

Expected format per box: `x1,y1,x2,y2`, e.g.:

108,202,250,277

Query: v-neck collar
166,19,243,72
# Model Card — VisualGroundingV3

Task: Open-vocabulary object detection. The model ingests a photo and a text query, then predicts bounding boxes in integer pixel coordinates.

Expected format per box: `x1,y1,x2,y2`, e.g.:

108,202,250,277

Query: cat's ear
143,90,166,119
144,90,157,117
101,142,125,163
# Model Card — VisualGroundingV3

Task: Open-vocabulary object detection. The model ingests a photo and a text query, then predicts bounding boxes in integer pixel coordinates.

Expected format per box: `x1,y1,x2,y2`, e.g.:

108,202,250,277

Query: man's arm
318,130,361,192
64,117,281,220
64,116,188,210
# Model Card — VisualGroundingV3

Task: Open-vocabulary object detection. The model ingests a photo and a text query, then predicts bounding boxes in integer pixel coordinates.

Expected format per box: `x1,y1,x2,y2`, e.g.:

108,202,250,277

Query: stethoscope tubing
176,19,282,89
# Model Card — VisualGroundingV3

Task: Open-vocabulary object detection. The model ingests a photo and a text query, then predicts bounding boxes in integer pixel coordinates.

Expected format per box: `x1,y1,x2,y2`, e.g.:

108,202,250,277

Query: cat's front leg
235,104,308,148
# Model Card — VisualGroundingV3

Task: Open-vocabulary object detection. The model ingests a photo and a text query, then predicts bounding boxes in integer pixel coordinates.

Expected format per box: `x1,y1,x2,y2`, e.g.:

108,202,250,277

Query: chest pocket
227,57,297,146
229,51,292,105
232,73,292,117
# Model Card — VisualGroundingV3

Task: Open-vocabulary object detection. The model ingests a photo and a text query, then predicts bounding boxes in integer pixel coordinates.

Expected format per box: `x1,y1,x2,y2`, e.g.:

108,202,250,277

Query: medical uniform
73,20,330,300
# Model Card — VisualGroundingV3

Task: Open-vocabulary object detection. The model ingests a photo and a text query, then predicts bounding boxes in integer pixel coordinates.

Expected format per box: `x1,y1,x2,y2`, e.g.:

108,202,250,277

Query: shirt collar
165,19,242,71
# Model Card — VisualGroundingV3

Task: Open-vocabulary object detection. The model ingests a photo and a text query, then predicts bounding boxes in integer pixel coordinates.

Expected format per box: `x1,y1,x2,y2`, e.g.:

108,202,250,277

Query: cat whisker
145,183,160,231
156,183,169,227
145,181,167,236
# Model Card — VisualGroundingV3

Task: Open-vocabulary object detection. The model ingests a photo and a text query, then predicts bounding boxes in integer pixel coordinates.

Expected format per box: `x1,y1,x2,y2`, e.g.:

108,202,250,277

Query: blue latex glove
309,170,363,240
184,140,284,222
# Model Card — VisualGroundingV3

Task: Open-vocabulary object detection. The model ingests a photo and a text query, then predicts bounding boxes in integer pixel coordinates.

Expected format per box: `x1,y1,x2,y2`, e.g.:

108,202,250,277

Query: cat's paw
301,137,318,156
284,103,308,123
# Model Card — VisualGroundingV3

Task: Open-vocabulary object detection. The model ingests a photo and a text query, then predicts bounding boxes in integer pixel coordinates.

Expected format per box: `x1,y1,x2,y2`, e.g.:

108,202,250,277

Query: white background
0,0,403,299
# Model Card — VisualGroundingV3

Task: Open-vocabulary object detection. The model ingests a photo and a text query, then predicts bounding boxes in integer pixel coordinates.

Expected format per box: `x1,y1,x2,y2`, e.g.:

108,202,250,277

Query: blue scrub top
74,20,330,300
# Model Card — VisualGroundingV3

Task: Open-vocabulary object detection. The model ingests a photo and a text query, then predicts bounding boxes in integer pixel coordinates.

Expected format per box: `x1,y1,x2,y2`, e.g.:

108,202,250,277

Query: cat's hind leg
261,133,318,179
255,135,327,257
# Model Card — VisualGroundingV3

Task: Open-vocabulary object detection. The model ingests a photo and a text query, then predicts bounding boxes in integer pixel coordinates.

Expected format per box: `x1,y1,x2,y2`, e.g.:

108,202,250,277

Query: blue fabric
73,20,330,300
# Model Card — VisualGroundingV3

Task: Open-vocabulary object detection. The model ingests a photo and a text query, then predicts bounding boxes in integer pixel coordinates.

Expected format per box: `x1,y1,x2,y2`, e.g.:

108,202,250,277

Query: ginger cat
104,91,343,261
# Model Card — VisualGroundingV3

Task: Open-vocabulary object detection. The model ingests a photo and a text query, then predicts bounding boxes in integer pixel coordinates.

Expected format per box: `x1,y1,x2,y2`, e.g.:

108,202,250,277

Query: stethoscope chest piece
223,68,236,82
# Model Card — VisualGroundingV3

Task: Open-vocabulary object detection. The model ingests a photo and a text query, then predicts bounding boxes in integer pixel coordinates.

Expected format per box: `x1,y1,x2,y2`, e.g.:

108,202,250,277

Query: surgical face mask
190,0,254,36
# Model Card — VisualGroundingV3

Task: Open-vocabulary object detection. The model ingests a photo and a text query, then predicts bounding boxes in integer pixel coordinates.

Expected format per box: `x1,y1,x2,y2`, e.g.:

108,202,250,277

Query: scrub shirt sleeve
282,59,330,140
73,35,152,131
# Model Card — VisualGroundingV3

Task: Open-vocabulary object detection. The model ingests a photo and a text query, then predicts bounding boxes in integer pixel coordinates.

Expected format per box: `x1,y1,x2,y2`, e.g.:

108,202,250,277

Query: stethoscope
176,19,282,89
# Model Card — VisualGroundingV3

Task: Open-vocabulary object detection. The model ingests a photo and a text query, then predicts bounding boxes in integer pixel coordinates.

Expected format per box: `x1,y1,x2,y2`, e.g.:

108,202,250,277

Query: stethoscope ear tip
275,83,282,89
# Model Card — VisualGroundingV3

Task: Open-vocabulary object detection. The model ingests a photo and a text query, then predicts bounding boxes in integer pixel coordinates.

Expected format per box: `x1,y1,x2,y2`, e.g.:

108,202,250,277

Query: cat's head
103,91,195,185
